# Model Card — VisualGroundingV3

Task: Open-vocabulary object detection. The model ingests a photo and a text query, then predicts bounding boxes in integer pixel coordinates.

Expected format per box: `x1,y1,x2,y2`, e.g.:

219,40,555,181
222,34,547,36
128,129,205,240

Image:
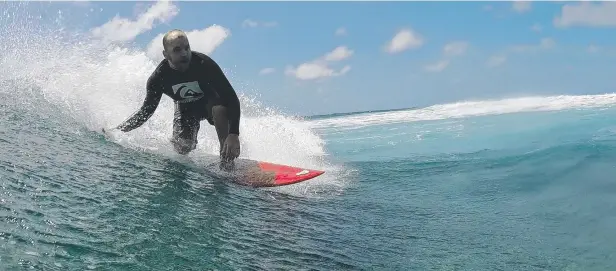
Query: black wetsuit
116,51,241,152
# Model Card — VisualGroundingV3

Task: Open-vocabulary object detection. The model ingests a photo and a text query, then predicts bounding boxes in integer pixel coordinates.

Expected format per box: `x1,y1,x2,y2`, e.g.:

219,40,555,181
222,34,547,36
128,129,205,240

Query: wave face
303,95,616,269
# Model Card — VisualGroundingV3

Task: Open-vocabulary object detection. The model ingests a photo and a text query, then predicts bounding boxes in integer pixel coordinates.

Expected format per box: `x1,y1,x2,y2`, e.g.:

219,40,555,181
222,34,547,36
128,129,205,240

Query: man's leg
203,96,229,151
171,116,200,155
210,105,229,151
209,104,234,170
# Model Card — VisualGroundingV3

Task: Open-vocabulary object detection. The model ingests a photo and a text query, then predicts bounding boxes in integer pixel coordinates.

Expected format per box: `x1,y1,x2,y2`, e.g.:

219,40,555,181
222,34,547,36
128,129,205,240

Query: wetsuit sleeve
115,75,163,132
203,56,241,135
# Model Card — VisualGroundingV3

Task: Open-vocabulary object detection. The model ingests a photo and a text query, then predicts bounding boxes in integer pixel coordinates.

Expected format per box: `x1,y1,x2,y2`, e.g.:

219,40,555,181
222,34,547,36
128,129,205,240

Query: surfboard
220,158,325,187
99,127,325,187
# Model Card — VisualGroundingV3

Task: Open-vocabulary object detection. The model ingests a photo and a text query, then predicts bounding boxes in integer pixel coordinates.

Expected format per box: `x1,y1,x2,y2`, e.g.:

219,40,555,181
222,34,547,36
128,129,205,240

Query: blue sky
24,1,616,116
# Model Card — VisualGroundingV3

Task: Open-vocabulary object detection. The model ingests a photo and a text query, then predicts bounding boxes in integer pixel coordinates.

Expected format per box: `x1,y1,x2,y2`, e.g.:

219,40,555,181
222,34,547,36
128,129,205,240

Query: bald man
107,29,241,162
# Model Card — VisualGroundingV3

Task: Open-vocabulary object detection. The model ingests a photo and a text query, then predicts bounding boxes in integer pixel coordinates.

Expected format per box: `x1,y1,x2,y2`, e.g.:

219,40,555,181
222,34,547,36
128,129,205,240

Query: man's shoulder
191,51,217,66
145,59,169,87
149,59,169,78
192,51,211,60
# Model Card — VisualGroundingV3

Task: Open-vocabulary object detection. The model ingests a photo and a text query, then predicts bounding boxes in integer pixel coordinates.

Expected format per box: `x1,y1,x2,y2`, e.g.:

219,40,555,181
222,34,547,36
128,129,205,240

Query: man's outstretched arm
115,78,163,132
203,56,241,135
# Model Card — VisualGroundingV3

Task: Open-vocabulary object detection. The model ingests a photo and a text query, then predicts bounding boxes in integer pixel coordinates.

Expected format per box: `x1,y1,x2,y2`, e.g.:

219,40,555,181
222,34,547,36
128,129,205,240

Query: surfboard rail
229,159,325,187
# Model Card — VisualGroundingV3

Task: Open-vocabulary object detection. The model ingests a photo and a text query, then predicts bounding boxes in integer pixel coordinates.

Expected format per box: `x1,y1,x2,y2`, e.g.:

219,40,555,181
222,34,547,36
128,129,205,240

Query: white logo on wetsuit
171,81,204,103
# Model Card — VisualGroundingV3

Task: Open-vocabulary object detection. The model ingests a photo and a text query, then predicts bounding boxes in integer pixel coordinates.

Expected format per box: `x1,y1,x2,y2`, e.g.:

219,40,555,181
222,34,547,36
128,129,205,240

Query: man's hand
101,126,120,138
221,134,240,161
102,126,116,133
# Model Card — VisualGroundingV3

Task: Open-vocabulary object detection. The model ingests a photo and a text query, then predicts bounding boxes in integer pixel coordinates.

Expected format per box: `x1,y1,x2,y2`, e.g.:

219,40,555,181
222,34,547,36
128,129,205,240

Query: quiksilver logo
171,81,204,100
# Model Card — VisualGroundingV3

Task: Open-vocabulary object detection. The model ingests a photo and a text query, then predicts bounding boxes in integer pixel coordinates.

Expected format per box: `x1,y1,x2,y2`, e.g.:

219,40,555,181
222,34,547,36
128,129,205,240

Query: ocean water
3,3,616,271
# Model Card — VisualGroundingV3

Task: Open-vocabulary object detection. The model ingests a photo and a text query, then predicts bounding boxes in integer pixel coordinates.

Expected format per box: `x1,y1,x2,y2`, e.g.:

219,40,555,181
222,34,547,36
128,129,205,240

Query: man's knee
171,137,196,155
170,134,197,154
171,116,199,154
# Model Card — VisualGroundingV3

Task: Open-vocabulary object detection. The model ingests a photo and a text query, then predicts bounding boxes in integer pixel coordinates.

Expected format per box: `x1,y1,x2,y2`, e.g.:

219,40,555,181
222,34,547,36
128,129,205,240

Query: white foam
0,3,349,195
308,94,616,130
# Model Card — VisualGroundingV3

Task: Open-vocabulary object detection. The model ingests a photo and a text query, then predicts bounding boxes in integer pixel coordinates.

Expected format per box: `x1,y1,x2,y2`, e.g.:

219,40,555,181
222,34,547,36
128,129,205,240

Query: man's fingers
221,143,228,159
220,140,240,160
231,146,240,159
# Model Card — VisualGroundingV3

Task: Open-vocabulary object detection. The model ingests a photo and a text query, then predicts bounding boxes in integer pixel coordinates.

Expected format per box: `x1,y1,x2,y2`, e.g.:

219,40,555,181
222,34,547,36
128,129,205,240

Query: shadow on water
146,157,227,213
115,158,232,270
125,158,356,270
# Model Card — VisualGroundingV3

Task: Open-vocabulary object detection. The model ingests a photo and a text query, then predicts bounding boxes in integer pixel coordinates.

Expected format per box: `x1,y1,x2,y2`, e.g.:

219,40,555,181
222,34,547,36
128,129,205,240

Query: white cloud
512,1,531,13
285,46,353,80
242,19,278,28
324,46,354,61
554,2,616,28
485,37,553,68
422,41,468,73
587,45,600,53
384,28,424,54
486,55,507,67
539,37,555,48
285,63,351,80
335,27,347,36
90,0,178,43
146,25,230,61
510,37,555,53
424,60,449,73
259,68,275,75
531,23,542,32
443,41,468,57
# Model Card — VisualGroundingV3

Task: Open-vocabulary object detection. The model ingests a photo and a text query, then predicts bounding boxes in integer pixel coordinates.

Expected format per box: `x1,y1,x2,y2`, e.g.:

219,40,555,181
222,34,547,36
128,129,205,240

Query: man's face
163,35,192,71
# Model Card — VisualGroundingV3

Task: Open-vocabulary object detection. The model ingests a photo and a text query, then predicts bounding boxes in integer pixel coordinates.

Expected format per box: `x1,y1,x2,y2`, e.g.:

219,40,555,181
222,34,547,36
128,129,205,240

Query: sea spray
0,1,349,195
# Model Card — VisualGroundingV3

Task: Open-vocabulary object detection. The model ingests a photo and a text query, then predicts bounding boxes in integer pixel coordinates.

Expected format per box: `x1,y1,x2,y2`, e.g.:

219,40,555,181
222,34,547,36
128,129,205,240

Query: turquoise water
4,3,616,270
5,87,616,270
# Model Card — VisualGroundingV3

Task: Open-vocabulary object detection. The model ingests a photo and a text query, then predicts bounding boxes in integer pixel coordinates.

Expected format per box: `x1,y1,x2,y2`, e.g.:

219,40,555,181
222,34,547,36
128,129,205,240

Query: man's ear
162,49,168,60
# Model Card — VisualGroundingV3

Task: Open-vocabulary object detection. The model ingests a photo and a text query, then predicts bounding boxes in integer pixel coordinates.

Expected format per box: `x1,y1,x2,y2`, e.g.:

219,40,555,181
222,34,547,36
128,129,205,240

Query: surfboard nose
257,161,325,187
225,159,325,187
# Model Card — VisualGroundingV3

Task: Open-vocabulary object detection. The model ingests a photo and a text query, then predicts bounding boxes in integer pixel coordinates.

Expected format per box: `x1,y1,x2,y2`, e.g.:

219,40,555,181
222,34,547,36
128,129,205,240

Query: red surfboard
98,128,324,187
224,158,325,187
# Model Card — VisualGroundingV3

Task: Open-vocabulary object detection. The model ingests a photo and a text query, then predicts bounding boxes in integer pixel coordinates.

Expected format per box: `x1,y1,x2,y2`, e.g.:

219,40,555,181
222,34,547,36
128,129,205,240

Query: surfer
105,29,241,162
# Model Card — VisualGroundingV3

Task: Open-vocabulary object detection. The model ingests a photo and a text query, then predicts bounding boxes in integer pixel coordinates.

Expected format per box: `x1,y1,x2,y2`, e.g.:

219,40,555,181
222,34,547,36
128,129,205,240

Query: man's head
162,29,192,71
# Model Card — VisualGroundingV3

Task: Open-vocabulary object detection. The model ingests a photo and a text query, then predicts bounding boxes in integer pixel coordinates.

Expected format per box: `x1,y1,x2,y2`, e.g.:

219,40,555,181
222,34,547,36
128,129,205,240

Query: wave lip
308,94,616,130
